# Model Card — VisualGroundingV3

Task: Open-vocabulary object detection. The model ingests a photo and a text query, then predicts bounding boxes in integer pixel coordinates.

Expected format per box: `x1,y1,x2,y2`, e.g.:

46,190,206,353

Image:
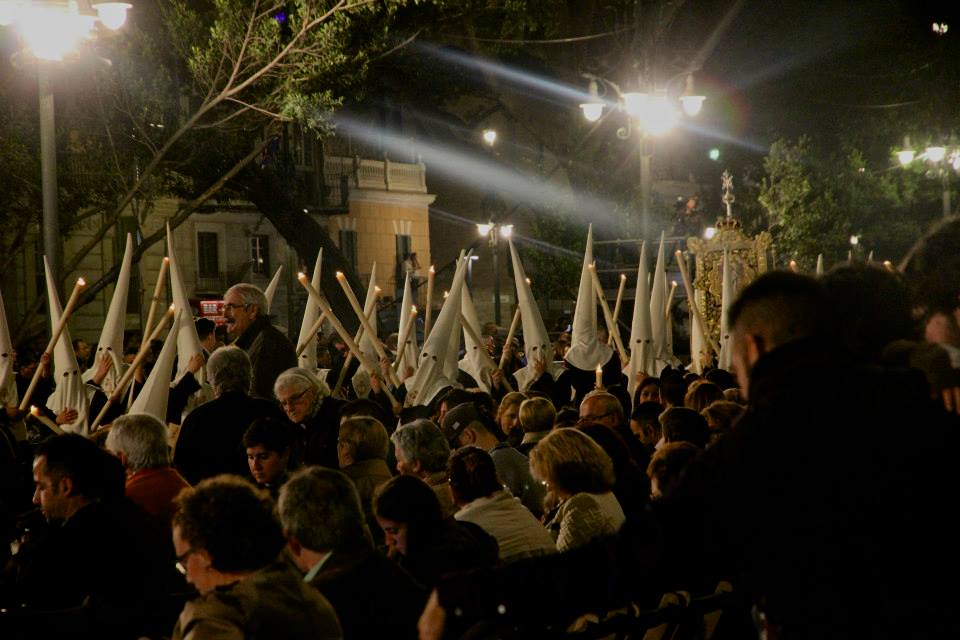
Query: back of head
519,397,556,434
447,445,502,504
647,442,700,499
105,413,171,472
439,388,475,413
242,417,296,453
684,380,725,413
900,216,960,315
278,467,368,553
660,407,709,448
173,475,284,573
530,428,615,495
374,474,444,529
728,271,828,350
701,400,746,432
195,317,216,342
822,263,914,361
225,283,268,318
704,368,736,390
391,419,450,473
37,433,126,502
659,373,688,408
440,400,500,445
208,346,252,396
581,390,625,424
339,416,390,461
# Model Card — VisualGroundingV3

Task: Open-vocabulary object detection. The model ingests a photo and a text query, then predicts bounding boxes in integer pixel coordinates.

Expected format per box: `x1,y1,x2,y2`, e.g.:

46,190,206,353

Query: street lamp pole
491,232,500,325
39,63,61,288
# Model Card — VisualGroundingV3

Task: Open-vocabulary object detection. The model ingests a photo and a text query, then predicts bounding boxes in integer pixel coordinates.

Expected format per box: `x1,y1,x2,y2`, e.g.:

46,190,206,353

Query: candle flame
429,265,435,274
596,366,603,373
335,271,345,279
297,272,307,281
374,286,382,293
443,291,449,299
620,273,626,280
671,281,678,288
169,304,175,311
525,277,531,285
162,256,170,264
77,277,86,286
411,305,417,313
30,405,39,416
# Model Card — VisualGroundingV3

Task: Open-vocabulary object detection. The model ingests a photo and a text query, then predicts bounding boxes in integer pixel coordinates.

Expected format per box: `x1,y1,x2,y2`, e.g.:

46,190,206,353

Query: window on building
250,235,270,275
197,231,220,279
339,229,358,273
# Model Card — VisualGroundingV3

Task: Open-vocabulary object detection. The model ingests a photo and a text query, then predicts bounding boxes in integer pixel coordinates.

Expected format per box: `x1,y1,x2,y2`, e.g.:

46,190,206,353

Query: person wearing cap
440,401,544,517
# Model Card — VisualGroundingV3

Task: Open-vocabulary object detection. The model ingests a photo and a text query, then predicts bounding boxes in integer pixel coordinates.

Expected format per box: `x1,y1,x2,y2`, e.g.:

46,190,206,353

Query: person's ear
58,475,75,497
460,428,476,445
746,333,766,364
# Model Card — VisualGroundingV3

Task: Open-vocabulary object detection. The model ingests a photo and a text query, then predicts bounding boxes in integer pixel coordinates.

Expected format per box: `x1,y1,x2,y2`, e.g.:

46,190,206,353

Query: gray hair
339,416,389,462
105,413,170,472
274,367,330,400
207,346,252,396
390,419,450,473
225,283,268,318
277,467,368,552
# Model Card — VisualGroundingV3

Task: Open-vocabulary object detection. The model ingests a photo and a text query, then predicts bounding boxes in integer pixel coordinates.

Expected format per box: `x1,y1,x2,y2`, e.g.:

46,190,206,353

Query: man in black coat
223,283,297,401
0,435,176,639
279,467,427,640
173,346,285,485
420,271,960,640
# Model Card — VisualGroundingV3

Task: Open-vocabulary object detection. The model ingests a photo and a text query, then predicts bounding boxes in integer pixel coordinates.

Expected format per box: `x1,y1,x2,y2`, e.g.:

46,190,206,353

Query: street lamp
580,72,705,239
476,222,513,325
0,0,131,287
896,136,958,218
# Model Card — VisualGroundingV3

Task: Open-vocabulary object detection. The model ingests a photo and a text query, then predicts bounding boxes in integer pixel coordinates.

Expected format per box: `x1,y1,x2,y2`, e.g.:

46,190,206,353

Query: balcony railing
322,155,427,204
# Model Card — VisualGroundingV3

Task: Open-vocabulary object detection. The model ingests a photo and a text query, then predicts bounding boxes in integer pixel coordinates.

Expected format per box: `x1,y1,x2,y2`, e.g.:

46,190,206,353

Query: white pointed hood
649,232,668,366
166,224,206,386
0,286,18,408
718,250,735,371
84,232,133,391
397,271,419,370
816,254,824,276
297,250,323,371
627,242,654,399
351,263,380,397
405,255,468,406
263,265,284,313
564,225,612,371
508,238,559,391
458,285,491,392
130,311,181,424
43,258,89,435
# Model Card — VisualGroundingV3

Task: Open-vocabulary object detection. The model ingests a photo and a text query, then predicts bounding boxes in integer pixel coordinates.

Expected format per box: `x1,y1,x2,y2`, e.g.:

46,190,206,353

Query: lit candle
143,256,169,339
424,265,435,340
595,365,604,390
789,260,798,273
30,405,63,435
608,273,627,346
499,307,522,371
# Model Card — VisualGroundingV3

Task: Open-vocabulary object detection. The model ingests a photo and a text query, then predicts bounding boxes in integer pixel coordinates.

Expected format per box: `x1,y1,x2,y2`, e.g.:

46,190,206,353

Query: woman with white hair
274,367,343,468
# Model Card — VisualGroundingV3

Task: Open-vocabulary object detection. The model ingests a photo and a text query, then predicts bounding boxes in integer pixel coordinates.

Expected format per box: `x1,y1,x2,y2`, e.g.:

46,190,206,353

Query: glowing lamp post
477,222,513,325
579,71,705,239
0,0,131,288
896,136,958,218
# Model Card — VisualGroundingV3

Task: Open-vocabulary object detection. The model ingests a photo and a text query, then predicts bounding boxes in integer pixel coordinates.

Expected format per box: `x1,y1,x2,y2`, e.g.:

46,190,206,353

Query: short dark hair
35,434,125,502
278,467,368,553
447,446,502,504
660,407,709,449
438,387,475,411
195,317,216,341
341,398,393,433
630,401,664,427
242,417,296,453
660,373,688,407
727,271,828,348
684,381,725,413
173,476,285,573
703,368,736,390
647,442,700,497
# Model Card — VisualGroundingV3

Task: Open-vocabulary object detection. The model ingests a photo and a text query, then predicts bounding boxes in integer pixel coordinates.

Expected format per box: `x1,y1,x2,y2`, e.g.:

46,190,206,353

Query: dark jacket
296,395,344,469
173,390,286,485
1,498,177,639
308,546,426,640
173,560,341,640
342,458,392,545
233,316,297,401
436,339,960,638
400,519,499,589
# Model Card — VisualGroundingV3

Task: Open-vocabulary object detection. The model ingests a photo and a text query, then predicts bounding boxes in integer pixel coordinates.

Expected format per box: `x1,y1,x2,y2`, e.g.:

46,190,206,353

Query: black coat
233,316,297,401
309,546,427,640
436,339,960,638
173,390,286,485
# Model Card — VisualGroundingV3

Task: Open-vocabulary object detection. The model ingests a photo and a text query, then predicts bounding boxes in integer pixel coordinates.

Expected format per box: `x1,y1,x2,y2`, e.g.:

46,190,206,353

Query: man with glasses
223,283,296,401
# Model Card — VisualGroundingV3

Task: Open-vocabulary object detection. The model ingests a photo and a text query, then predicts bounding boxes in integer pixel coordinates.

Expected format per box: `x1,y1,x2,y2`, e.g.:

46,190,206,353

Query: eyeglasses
175,548,196,575
278,388,310,409
222,302,251,312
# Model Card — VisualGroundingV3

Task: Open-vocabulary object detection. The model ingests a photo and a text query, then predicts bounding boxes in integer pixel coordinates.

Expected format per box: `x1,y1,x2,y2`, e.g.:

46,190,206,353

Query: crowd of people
2,218,960,639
